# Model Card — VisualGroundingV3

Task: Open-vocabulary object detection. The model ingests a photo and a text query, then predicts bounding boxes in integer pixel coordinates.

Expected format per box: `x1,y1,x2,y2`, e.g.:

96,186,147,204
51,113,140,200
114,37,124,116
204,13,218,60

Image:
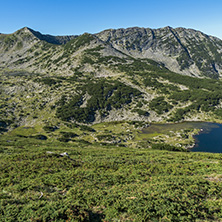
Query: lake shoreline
142,121,222,152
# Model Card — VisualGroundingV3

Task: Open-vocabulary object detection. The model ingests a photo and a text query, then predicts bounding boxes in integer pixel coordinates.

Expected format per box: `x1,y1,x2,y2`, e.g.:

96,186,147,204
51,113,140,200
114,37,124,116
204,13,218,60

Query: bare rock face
1,26,222,78
95,26,222,78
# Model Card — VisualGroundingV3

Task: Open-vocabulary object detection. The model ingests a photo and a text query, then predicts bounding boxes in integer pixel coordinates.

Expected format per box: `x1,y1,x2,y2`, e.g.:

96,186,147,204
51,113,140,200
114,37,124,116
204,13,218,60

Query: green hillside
1,26,222,221
1,136,222,221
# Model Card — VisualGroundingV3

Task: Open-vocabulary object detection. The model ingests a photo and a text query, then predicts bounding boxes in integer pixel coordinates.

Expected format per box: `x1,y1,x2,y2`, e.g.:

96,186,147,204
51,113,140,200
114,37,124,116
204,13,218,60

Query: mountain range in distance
1,26,222,78
1,26,222,135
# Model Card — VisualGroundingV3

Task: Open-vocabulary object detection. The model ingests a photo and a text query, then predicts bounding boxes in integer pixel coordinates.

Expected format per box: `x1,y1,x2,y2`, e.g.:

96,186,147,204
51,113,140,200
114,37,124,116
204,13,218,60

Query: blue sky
1,0,222,39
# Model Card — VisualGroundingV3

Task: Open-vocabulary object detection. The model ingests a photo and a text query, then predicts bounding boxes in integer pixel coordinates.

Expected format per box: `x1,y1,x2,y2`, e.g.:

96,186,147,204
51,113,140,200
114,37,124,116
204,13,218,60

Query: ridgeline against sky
1,0,222,39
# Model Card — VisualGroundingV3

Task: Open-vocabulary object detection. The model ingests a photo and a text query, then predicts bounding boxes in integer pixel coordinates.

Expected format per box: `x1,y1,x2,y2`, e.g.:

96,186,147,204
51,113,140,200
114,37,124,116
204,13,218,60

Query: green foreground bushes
1,137,222,221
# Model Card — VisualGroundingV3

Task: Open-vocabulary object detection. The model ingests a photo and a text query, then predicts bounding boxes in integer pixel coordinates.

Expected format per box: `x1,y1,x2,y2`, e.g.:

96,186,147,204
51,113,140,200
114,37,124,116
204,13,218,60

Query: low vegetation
56,79,142,123
1,135,222,221
2,27,222,221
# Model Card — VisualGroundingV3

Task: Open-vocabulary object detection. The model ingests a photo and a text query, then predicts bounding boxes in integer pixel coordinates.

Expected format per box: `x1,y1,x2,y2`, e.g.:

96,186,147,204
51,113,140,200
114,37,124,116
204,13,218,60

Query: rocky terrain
2,27,222,222
1,26,222,78
96,26,222,78
1,26,222,138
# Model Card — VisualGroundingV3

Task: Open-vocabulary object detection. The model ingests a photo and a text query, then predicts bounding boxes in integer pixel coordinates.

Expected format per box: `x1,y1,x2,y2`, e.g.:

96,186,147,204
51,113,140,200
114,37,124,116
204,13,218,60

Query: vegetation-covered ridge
2,55,222,135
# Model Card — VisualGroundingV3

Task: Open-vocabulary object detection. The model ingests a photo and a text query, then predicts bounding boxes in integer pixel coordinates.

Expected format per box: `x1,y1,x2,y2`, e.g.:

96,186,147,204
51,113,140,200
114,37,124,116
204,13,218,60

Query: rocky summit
96,27,222,78
1,26,222,78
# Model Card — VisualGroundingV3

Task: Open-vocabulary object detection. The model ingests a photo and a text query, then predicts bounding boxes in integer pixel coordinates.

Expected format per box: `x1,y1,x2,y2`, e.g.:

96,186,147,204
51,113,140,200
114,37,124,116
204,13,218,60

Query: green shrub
43,125,58,132
149,97,173,114
31,134,48,140
56,79,142,123
152,143,187,152
79,125,96,132
132,109,149,116
36,77,62,86
60,132,78,138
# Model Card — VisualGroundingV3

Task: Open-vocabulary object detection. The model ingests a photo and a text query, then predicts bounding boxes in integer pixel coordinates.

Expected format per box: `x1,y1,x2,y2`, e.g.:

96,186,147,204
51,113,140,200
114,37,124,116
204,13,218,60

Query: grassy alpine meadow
1,135,222,221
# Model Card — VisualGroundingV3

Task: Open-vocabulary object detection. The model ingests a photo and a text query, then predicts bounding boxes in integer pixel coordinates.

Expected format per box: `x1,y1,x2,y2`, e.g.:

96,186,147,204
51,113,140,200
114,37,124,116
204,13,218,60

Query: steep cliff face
96,27,222,78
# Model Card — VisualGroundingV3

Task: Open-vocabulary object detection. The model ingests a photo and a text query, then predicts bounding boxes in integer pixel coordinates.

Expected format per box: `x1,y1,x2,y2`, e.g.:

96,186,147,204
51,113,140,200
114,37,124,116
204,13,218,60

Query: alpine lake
142,122,222,153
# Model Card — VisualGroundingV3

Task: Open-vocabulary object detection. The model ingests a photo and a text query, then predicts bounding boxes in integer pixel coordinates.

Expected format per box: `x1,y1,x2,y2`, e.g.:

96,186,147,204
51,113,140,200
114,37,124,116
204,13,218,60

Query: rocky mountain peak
2,26,222,131
1,26,222,78
27,28,78,45
14,27,37,38
95,27,222,78
0,27,38,54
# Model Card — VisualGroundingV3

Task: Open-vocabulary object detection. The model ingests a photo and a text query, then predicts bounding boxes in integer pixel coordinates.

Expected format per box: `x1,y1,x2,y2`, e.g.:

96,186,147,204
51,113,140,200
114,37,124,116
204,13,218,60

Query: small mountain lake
192,123,222,153
142,122,222,153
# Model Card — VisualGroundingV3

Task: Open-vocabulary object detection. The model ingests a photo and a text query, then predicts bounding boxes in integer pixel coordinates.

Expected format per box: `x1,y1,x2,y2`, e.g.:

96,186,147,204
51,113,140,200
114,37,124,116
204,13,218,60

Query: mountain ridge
3,26,222,40
95,26,222,78
2,26,222,222
2,25,222,134
1,26,222,78
26,27,78,45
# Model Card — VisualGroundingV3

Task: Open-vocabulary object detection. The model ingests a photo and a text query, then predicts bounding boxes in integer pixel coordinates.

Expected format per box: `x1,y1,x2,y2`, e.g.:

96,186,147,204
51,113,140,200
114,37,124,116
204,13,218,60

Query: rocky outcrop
27,28,78,45
1,26,222,78
95,26,222,78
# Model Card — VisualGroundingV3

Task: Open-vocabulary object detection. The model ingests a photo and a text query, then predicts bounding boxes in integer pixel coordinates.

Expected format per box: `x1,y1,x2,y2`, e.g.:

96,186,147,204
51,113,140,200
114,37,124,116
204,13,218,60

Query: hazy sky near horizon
1,0,222,39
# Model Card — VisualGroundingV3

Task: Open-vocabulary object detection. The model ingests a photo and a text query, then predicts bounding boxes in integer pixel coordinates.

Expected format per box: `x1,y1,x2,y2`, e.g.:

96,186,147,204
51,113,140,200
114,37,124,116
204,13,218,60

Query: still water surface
192,123,222,153
143,122,222,153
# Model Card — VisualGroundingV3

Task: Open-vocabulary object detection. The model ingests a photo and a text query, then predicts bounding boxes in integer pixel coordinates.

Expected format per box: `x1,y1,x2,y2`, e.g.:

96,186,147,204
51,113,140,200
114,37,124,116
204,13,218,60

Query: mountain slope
1,26,222,78
1,26,222,136
0,27,128,75
27,27,78,45
2,27,222,222
96,26,222,78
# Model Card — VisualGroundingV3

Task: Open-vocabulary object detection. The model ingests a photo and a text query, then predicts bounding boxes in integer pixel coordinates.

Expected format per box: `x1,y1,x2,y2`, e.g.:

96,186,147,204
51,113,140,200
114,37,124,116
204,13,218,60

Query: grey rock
1,26,222,78
95,26,222,78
